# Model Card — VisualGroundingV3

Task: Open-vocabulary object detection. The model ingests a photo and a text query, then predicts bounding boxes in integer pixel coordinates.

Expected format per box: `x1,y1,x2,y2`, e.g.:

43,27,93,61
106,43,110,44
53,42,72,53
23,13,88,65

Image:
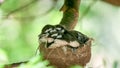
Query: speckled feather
39,24,89,49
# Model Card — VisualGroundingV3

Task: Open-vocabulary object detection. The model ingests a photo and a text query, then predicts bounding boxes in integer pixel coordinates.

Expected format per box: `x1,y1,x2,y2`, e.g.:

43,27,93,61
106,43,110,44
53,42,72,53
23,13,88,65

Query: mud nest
39,38,92,68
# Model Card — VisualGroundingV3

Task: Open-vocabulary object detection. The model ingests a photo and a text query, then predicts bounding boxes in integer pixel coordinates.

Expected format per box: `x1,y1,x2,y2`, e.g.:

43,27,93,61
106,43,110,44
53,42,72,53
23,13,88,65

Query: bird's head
38,24,67,43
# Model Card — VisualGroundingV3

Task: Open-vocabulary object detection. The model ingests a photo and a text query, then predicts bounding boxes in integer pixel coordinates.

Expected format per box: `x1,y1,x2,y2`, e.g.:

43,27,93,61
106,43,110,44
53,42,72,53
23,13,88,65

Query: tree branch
4,61,27,68
59,0,80,30
103,0,120,6
6,0,38,17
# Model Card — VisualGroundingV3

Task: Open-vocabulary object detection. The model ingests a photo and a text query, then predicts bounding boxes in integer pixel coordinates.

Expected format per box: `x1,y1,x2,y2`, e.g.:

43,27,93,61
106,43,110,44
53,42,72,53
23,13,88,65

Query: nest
39,38,92,68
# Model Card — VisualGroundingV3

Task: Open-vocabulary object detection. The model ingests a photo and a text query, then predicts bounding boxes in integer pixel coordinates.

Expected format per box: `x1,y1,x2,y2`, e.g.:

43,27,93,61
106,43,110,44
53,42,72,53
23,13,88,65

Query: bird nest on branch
39,38,92,68
38,25,93,68
38,0,93,68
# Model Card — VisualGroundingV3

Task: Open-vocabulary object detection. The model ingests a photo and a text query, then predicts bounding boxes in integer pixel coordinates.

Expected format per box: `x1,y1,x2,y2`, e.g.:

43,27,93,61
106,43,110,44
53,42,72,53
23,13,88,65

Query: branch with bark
103,0,120,6
59,0,80,30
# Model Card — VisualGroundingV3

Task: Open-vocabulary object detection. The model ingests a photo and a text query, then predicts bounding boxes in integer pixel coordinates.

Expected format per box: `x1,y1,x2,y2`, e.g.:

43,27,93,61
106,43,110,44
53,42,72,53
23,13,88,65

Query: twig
2,0,58,19
6,0,39,17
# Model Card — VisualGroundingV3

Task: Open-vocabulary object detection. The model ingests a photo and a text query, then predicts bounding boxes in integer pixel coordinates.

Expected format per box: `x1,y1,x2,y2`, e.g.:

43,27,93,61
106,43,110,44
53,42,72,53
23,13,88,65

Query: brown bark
103,0,120,6
60,0,80,30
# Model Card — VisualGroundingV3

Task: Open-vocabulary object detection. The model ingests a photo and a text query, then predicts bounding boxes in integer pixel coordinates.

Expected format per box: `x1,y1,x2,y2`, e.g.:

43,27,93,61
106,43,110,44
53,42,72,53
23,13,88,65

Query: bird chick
39,24,89,52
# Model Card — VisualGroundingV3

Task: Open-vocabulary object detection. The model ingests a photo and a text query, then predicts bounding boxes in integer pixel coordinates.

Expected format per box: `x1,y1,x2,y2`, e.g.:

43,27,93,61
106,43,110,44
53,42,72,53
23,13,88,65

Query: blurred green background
0,0,120,68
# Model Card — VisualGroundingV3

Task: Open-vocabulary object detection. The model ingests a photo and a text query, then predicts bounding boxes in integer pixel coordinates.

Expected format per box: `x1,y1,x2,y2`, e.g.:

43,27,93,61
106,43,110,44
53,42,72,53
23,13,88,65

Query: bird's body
39,24,89,51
